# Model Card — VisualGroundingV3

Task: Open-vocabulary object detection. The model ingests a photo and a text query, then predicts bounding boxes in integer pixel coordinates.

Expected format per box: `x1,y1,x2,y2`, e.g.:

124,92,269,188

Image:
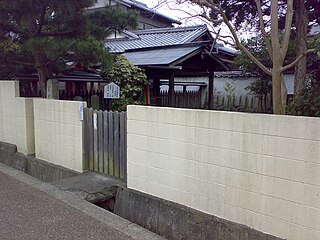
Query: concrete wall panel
127,105,320,240
33,99,85,172
0,81,34,155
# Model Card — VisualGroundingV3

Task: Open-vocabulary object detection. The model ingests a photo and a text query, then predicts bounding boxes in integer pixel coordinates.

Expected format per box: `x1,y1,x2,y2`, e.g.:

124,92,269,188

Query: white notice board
104,82,120,99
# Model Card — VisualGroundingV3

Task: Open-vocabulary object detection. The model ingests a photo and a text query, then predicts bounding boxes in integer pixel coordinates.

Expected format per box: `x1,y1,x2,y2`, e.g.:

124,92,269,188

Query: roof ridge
105,37,140,43
132,24,207,35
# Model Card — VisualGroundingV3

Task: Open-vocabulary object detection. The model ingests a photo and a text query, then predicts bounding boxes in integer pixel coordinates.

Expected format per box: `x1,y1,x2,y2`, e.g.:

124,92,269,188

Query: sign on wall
104,82,120,99
79,102,84,121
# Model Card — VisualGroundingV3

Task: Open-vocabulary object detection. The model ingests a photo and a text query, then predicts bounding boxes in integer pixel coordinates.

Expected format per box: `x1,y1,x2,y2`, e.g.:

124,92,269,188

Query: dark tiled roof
123,44,204,66
105,25,209,53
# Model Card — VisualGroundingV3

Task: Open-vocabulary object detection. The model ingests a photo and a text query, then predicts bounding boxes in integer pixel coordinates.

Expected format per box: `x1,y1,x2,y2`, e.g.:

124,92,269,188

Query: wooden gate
83,108,127,180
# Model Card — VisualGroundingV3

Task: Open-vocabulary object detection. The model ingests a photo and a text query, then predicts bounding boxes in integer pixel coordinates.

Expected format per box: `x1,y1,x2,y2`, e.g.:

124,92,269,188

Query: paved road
0,163,164,240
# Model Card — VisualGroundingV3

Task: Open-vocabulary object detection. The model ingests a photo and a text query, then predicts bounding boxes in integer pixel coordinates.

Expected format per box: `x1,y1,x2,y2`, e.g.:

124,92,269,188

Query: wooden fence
83,108,127,180
213,94,272,112
159,90,202,109
60,89,110,110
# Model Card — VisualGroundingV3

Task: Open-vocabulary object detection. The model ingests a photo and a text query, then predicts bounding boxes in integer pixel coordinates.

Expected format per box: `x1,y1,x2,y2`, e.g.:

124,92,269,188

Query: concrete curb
0,163,165,240
0,141,78,182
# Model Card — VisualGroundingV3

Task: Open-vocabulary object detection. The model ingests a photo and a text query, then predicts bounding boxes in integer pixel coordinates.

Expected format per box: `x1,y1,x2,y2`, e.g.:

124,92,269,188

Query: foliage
236,34,296,74
245,77,272,98
223,80,235,106
286,80,320,117
107,55,147,111
0,0,138,96
245,77,272,113
224,81,236,95
187,0,320,114
208,0,320,97
208,0,320,32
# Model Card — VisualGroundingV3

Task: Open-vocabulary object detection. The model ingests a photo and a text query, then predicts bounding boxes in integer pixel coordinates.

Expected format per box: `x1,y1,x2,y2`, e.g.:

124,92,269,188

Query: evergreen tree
0,0,137,97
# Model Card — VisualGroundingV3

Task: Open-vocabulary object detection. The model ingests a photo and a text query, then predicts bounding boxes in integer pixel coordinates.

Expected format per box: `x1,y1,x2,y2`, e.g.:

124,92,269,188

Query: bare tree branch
212,4,272,75
39,30,76,37
270,0,280,61
35,6,47,36
255,0,272,59
9,60,35,66
280,0,293,63
281,49,316,72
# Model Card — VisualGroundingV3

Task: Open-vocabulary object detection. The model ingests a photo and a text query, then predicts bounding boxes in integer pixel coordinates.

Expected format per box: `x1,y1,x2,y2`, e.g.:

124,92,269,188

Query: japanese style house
105,24,237,109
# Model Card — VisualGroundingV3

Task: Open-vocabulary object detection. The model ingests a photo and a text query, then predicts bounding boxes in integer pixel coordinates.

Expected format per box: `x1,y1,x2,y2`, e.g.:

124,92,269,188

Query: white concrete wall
161,74,294,96
215,74,295,96
127,105,320,240
0,81,34,155
33,99,85,172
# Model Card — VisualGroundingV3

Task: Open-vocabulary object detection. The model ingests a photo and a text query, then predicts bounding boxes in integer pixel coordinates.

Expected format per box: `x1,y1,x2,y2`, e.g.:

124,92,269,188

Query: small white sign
93,113,97,129
79,102,84,121
104,82,120,99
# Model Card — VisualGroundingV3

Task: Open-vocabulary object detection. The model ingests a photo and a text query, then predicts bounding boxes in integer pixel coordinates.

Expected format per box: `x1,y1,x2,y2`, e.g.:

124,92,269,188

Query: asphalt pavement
0,162,165,240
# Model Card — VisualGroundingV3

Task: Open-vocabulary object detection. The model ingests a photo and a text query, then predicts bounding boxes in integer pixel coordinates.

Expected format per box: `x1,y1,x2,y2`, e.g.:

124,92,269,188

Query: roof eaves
170,46,205,66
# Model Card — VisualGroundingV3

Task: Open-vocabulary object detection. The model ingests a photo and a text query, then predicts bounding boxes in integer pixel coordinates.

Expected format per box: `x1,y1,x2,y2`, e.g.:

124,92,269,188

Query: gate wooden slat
108,111,114,176
113,111,120,178
119,112,126,179
83,108,89,170
103,111,109,174
98,111,104,173
88,108,94,170
124,112,127,182
93,110,99,172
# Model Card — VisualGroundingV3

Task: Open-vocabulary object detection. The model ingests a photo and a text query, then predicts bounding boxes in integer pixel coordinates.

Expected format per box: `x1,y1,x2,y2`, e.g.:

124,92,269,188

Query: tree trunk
281,73,288,112
35,51,51,98
272,68,287,114
294,0,308,96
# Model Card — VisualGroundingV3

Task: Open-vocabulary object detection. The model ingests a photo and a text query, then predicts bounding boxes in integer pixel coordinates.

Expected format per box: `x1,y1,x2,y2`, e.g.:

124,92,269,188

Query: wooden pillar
168,71,175,107
153,78,160,96
153,78,161,106
208,71,214,110
145,82,150,105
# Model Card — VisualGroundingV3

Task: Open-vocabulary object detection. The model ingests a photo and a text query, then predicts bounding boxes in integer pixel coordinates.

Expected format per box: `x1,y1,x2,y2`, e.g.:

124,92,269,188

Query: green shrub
104,55,147,111
287,83,320,117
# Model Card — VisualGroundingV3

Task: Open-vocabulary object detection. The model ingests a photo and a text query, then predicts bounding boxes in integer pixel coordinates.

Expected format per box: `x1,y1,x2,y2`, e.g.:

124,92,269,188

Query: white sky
138,0,205,26
136,0,247,45
137,0,255,43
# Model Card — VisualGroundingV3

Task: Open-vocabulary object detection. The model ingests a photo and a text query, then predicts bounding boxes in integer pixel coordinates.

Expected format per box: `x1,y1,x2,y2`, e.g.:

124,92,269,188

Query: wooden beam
146,71,210,79
208,71,214,110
